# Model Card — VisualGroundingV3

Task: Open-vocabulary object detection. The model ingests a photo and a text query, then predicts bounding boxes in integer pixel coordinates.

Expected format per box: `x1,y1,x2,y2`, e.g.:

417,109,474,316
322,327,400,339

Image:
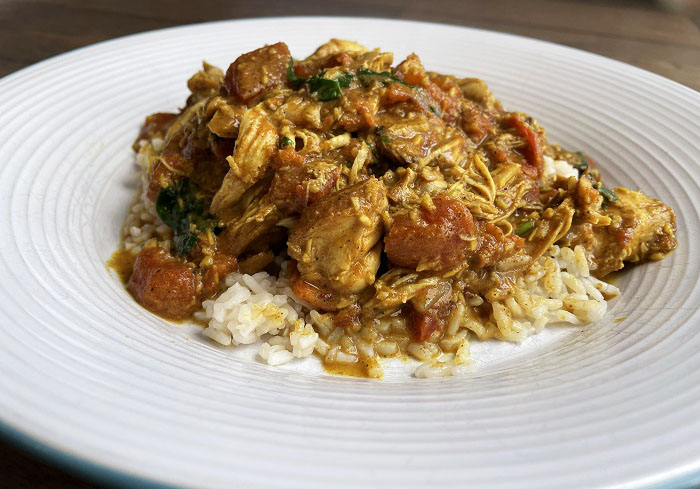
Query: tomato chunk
502,114,543,177
225,42,291,104
385,196,476,272
128,247,198,320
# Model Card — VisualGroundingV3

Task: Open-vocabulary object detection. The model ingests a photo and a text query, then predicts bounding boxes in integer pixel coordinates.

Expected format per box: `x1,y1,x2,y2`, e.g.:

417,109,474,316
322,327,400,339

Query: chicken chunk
457,77,501,112
187,61,224,103
273,95,323,130
560,187,677,277
210,105,278,214
377,115,443,165
288,178,388,294
206,96,247,139
228,105,279,185
304,39,367,63
218,195,283,257
614,188,676,260
395,54,461,122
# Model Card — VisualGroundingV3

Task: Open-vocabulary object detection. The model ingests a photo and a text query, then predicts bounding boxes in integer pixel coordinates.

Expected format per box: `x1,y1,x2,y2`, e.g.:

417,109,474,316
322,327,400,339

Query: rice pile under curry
110,39,677,378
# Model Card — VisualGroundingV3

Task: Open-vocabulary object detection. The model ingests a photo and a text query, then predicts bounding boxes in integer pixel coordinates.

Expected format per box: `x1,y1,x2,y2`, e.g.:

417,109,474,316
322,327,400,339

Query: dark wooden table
1,1,698,488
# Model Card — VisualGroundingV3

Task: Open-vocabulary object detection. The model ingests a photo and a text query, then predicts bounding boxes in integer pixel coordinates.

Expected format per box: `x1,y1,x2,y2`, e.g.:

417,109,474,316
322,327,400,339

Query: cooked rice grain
190,237,616,376
198,270,319,366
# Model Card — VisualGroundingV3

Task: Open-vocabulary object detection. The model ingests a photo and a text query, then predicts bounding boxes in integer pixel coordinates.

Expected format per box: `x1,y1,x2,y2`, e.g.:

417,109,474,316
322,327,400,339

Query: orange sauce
318,352,382,379
107,248,207,327
107,248,136,284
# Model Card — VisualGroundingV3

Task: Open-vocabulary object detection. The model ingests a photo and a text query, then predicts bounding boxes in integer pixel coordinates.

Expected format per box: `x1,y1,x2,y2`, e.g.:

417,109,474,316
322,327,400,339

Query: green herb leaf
574,151,589,174
596,185,618,204
288,60,353,101
287,59,305,88
154,185,180,230
429,105,440,116
174,233,198,255
356,68,411,87
336,72,353,88
309,77,343,101
515,220,535,237
280,136,294,148
155,179,218,255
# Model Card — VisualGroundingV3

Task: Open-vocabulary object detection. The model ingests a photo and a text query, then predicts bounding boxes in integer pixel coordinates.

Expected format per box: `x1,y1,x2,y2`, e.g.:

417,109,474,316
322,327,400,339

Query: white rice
413,244,619,378
197,269,319,366
543,154,579,181
196,243,618,378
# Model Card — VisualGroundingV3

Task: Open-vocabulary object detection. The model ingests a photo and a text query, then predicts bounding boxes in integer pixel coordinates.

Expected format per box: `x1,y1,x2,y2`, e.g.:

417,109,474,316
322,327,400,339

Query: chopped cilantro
155,179,219,255
356,68,411,87
515,220,535,237
596,184,618,203
574,151,589,174
287,59,305,88
287,59,353,101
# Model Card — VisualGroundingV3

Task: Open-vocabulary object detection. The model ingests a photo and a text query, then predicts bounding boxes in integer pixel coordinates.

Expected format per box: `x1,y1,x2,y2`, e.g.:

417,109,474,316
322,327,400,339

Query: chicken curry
113,39,677,376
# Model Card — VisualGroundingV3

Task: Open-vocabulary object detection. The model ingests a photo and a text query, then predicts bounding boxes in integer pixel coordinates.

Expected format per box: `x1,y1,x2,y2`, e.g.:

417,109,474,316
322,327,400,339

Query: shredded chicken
120,39,677,362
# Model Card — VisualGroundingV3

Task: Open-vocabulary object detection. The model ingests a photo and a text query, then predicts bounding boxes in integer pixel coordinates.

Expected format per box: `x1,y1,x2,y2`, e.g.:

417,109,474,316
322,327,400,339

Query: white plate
0,17,699,489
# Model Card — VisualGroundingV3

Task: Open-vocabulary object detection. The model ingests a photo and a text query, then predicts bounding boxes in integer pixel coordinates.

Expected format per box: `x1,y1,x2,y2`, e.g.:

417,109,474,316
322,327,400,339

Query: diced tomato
288,261,345,311
225,42,291,104
409,293,454,342
127,247,198,320
503,114,543,177
385,196,476,272
268,164,340,214
471,223,525,269
324,52,353,68
460,101,494,143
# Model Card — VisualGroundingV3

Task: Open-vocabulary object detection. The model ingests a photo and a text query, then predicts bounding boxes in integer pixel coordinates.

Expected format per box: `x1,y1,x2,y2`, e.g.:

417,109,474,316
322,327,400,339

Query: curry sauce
111,39,677,378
